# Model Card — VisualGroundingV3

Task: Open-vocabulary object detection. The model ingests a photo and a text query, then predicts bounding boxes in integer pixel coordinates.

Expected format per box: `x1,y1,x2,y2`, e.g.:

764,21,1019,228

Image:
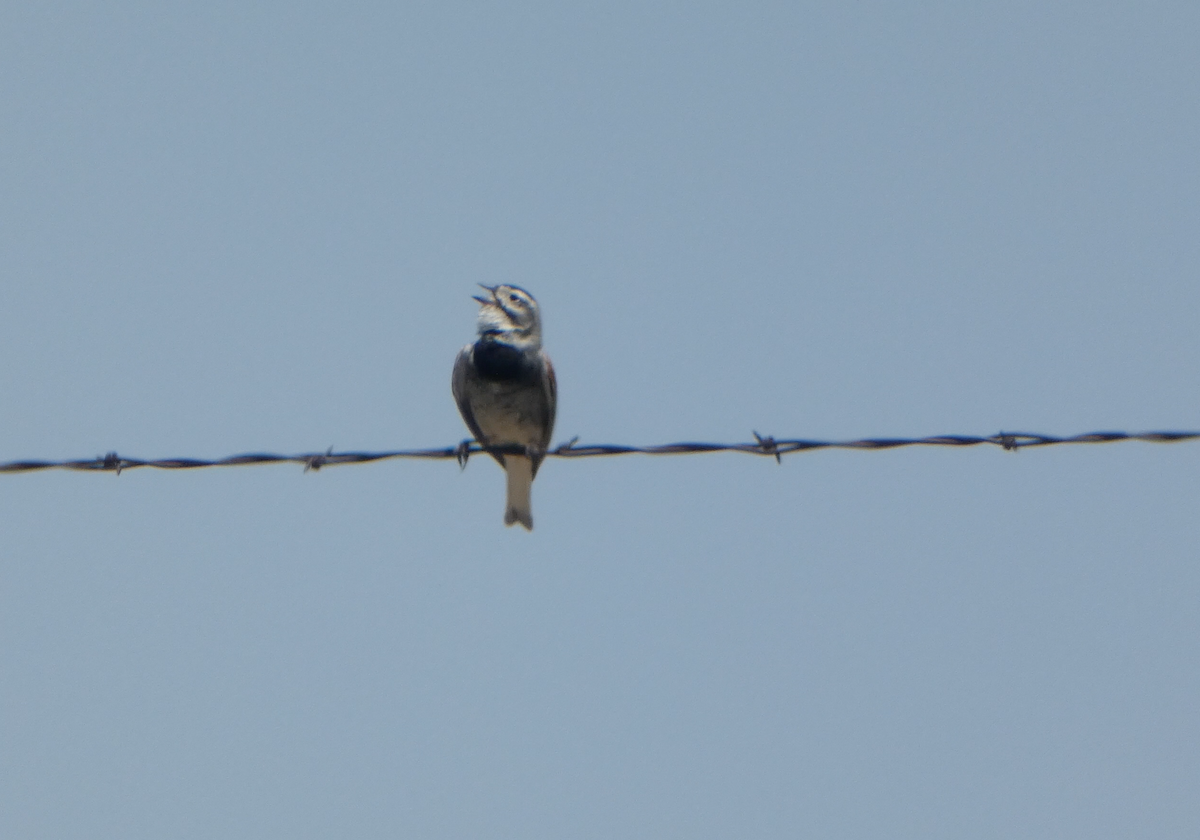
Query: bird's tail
503,455,535,530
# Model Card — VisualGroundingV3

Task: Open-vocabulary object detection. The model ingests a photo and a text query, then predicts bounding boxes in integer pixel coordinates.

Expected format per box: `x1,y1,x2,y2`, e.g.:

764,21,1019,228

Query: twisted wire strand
0,430,1196,475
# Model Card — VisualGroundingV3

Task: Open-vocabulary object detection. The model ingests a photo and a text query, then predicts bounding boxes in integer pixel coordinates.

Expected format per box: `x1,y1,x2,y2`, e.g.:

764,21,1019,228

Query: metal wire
0,430,1196,475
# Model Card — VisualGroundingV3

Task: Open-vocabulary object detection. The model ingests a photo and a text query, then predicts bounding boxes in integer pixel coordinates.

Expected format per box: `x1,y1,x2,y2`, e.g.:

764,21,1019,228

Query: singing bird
452,285,557,529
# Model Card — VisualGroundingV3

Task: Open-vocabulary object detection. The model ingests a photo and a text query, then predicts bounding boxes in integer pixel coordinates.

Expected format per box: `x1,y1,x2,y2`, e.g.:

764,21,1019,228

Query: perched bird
452,285,557,530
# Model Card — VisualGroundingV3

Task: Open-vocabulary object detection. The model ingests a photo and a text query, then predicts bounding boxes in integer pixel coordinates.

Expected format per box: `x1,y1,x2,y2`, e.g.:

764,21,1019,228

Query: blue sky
2,3,1198,837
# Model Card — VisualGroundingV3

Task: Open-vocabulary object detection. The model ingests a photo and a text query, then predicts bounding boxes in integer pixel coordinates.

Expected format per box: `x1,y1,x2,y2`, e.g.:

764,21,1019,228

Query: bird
452,284,557,530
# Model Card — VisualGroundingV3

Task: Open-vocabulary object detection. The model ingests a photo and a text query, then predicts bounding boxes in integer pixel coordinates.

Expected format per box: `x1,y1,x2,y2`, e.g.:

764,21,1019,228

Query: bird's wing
532,351,557,478
452,344,506,468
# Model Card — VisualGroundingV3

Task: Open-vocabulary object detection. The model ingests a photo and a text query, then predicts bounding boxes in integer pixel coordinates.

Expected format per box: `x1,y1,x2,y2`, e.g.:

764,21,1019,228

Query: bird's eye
509,293,520,303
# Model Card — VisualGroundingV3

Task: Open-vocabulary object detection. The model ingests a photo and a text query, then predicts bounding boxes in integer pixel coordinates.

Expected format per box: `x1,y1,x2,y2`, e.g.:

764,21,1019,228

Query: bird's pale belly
472,379,545,445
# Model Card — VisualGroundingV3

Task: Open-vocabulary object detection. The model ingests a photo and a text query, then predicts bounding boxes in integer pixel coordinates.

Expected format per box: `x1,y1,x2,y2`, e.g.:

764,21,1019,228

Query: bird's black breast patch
473,340,536,382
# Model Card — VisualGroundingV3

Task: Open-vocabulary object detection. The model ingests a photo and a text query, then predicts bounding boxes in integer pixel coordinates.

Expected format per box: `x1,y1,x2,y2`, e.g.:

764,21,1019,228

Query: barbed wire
0,430,1196,476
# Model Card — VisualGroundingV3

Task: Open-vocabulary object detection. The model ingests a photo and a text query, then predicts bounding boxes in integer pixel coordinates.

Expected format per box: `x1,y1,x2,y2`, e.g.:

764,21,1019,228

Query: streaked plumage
452,285,556,530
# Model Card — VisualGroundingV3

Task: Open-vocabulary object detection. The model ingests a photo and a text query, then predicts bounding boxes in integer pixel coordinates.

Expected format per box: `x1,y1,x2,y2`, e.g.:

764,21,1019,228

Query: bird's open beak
472,284,498,305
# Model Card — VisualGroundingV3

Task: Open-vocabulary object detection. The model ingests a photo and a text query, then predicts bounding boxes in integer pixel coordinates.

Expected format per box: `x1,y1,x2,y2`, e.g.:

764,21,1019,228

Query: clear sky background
2,3,1198,837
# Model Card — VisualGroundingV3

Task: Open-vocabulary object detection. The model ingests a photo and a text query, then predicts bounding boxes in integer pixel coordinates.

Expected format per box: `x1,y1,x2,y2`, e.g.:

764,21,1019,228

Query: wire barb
304,446,335,473
553,436,580,455
0,430,1196,476
753,431,782,464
